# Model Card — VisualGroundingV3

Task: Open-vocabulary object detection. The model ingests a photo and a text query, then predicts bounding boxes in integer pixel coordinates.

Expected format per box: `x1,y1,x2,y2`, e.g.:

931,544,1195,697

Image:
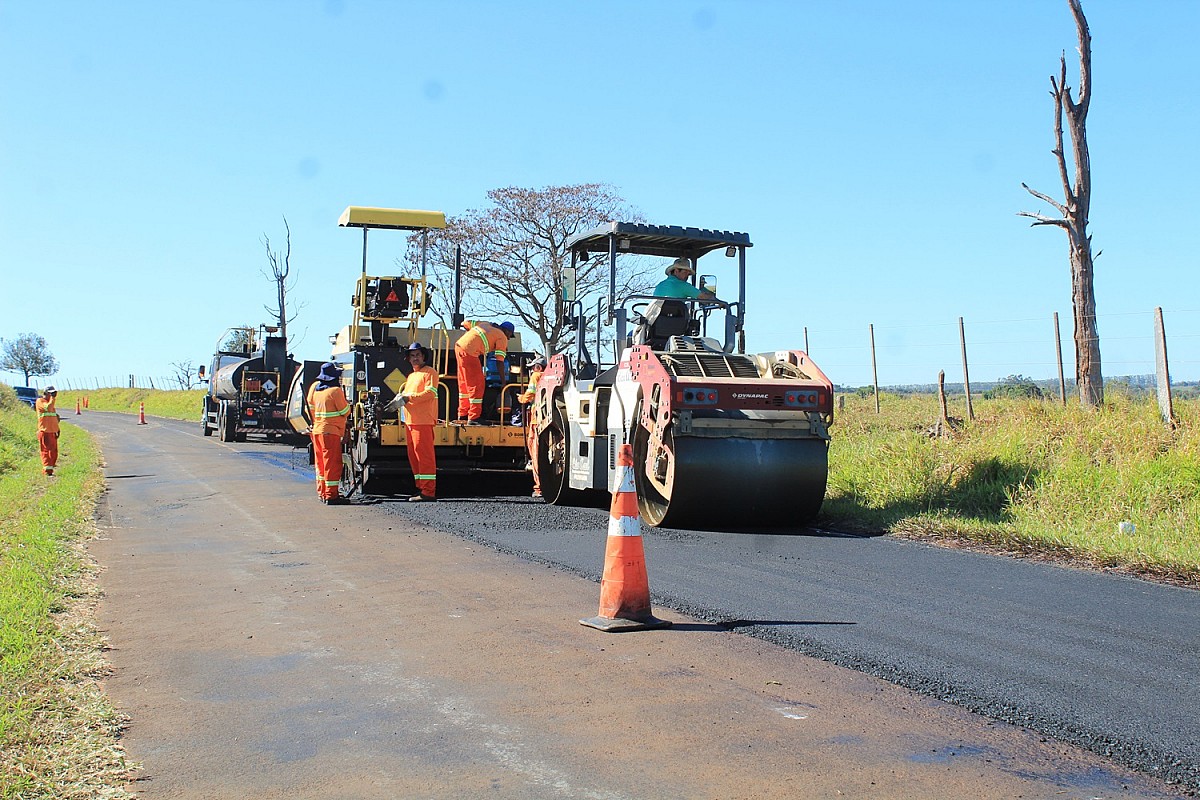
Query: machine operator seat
632,299,697,350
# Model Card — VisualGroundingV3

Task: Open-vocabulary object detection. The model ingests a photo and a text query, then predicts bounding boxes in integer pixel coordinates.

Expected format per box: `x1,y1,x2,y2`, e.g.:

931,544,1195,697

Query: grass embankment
825,391,1200,586
0,386,133,798
55,388,203,422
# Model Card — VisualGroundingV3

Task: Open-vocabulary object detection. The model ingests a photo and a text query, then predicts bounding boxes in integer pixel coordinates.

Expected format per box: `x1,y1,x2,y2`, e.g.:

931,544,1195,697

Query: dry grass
824,390,1199,587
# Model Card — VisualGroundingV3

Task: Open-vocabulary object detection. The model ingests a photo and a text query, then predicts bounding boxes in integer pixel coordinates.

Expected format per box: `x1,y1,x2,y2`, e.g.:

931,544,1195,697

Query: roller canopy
567,221,752,259
338,206,447,230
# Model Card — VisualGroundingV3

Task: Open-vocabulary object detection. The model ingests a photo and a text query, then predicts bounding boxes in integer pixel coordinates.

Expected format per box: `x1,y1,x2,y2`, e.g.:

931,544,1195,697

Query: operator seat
637,299,696,350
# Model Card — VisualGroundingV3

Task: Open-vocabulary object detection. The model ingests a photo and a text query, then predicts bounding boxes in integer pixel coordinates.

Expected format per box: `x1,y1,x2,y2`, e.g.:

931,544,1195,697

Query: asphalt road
74,411,1196,797
374,449,1199,792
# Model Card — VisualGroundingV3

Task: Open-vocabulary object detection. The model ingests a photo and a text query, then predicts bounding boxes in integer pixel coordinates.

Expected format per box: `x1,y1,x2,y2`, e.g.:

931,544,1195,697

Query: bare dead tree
169,359,197,390
1019,0,1102,407
261,216,303,344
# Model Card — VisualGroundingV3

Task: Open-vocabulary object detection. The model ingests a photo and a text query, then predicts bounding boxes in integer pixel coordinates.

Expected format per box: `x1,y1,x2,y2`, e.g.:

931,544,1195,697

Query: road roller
284,206,536,496
530,222,833,528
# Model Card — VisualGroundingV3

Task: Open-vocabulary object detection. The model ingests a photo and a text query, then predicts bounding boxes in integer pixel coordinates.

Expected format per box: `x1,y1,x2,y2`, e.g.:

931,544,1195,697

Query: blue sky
2,0,1197,390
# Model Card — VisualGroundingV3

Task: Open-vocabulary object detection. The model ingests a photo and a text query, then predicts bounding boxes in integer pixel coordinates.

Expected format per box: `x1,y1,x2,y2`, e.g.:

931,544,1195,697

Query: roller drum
635,428,828,529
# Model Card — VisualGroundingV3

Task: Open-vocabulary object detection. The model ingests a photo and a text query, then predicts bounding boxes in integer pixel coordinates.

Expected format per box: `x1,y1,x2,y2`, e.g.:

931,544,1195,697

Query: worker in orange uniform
400,342,439,502
454,319,514,425
306,362,351,505
517,357,546,498
35,386,60,476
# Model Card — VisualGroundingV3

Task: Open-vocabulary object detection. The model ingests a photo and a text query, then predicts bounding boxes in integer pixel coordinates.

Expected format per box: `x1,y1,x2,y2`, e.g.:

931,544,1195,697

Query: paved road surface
394,477,1200,792
76,412,1190,798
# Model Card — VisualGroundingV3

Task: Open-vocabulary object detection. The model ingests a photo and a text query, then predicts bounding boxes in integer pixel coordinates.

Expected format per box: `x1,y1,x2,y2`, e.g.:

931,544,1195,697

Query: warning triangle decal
385,290,401,302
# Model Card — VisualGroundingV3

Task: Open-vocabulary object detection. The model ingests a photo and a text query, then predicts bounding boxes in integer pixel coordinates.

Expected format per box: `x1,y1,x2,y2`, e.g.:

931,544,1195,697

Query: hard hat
407,341,429,359
499,321,515,336
665,258,695,276
44,385,57,394
530,355,547,369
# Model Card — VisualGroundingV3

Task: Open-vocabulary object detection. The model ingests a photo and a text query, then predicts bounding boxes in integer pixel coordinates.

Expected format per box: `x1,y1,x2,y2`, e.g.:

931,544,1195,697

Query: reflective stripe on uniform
316,406,350,418
469,398,483,405
414,474,436,481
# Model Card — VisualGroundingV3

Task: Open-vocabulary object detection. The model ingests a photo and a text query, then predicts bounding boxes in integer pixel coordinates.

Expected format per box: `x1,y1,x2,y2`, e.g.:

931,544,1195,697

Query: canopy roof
566,222,752,259
338,206,446,231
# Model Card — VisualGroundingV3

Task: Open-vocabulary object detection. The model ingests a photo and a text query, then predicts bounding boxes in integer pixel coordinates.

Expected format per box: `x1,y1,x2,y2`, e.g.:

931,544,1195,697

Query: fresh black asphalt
376,477,1200,794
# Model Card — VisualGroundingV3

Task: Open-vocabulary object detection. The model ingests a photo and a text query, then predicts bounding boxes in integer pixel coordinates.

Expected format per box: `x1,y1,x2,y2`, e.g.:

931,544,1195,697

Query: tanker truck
200,326,300,442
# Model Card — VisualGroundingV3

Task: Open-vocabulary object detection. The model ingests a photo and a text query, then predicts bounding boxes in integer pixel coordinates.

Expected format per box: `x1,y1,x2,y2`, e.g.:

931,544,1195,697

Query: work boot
44,468,54,476
408,494,436,502
467,419,487,426
325,496,350,506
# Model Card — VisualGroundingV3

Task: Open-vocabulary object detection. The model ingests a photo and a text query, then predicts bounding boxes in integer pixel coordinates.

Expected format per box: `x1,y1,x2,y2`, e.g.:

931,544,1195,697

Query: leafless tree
170,359,198,390
404,184,654,355
1019,0,1102,406
261,216,303,344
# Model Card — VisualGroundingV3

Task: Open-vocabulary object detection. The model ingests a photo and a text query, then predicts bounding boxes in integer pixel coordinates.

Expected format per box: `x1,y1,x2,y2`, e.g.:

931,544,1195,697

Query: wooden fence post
869,323,880,414
958,316,974,421
1054,311,1067,405
1154,307,1175,426
938,369,949,424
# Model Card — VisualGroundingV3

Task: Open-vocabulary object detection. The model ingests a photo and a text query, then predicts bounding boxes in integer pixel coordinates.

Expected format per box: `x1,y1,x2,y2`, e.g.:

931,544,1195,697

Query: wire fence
787,306,1199,392
43,376,200,392
25,308,1200,399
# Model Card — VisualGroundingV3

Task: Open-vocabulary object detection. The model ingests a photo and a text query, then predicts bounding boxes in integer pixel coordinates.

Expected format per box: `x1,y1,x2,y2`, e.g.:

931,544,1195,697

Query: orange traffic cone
580,443,671,632
75,399,81,415
84,396,89,408
137,402,147,425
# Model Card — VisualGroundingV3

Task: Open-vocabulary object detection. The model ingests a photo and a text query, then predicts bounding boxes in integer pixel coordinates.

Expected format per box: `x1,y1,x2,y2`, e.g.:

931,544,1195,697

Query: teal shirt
653,275,703,299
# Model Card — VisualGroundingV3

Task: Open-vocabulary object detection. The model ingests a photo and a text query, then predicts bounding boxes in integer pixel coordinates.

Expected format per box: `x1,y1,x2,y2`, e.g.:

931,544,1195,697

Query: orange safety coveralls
454,321,509,421
401,365,440,499
518,370,543,495
307,383,350,501
35,396,60,475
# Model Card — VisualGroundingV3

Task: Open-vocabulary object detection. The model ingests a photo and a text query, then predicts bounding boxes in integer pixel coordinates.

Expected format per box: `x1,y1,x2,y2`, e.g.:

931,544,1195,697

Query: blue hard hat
499,321,515,336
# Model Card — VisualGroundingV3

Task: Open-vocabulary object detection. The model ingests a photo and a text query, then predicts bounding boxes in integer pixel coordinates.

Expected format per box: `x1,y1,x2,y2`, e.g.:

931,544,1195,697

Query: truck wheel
218,404,235,442
201,400,213,436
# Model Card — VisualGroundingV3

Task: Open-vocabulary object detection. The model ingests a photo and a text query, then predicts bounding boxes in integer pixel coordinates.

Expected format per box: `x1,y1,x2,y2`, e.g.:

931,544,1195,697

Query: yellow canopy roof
338,206,446,230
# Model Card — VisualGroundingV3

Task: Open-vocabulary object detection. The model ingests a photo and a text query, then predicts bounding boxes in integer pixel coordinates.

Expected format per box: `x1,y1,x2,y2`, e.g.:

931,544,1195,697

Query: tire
201,399,213,436
218,403,236,442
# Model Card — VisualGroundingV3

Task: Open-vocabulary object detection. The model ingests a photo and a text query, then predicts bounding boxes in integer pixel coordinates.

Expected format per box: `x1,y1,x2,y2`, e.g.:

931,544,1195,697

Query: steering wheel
630,301,650,324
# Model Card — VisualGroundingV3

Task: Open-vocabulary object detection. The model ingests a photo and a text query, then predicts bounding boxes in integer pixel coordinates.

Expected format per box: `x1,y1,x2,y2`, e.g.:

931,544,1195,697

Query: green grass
825,391,1200,585
55,388,203,421
0,385,134,798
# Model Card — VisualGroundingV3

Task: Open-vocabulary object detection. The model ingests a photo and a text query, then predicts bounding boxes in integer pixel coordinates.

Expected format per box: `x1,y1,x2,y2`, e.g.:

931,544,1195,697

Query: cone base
579,615,672,632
